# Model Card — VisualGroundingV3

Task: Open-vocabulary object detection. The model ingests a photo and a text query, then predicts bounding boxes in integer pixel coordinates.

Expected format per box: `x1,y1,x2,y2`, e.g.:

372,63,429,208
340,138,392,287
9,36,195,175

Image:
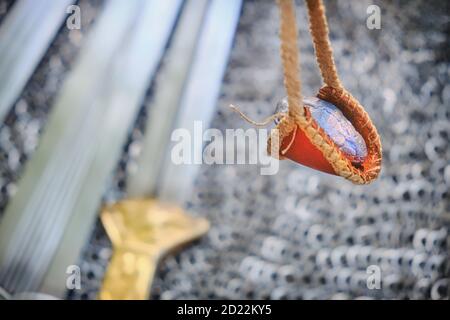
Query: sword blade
0,0,182,297
0,0,75,122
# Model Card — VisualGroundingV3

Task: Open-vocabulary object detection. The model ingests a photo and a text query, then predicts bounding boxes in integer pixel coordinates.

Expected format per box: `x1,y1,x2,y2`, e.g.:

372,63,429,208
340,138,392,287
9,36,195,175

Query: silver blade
0,0,182,297
0,0,75,122
157,0,242,204
127,0,210,198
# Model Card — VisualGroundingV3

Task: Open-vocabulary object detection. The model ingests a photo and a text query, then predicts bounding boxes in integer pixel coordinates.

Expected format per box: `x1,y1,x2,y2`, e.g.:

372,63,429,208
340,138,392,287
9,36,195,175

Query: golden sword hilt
98,199,209,300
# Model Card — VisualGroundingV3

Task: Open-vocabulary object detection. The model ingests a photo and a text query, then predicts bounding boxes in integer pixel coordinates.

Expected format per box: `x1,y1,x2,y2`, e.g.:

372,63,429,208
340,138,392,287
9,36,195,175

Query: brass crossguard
99,199,209,300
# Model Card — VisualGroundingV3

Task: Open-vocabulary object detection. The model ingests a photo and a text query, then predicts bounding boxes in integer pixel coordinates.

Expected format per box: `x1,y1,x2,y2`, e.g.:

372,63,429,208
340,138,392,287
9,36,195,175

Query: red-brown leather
281,126,336,175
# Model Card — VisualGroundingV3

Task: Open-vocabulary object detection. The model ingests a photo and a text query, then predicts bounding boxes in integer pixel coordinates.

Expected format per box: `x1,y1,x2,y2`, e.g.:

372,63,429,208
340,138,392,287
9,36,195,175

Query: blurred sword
99,0,242,300
0,0,182,298
0,0,75,122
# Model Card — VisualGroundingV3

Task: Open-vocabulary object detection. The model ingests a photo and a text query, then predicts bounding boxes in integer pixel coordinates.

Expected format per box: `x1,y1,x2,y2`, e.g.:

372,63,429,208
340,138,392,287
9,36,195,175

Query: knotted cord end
228,104,286,128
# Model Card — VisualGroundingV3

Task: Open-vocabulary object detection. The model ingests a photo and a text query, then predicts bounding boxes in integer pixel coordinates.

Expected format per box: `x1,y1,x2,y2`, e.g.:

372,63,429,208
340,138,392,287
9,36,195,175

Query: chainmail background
0,0,449,300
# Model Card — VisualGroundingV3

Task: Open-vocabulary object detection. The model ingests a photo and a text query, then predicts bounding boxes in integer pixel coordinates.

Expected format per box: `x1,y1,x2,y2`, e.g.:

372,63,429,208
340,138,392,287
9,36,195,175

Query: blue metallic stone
275,97,368,164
